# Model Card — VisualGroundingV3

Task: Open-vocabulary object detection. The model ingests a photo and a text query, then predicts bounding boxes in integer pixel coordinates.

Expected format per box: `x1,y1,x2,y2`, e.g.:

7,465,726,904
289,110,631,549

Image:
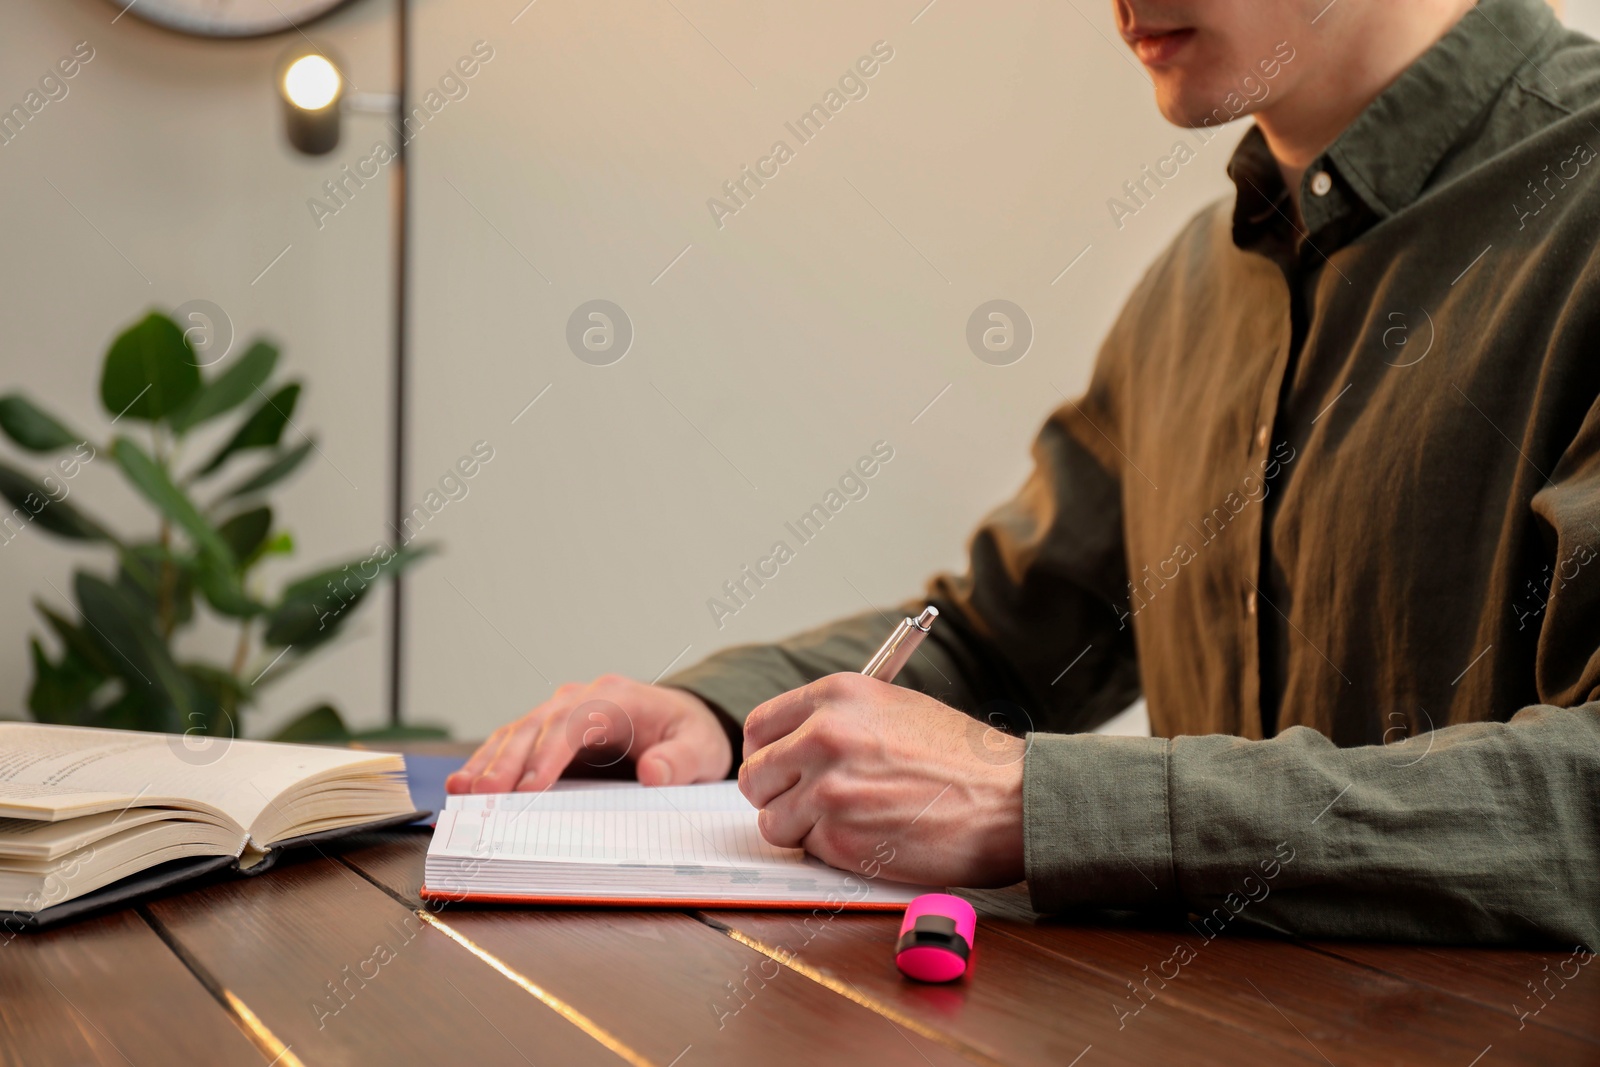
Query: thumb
635,730,714,787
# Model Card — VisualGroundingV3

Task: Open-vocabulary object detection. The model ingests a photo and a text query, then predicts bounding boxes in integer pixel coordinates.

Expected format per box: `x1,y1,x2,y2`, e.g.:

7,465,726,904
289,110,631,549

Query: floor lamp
277,0,411,728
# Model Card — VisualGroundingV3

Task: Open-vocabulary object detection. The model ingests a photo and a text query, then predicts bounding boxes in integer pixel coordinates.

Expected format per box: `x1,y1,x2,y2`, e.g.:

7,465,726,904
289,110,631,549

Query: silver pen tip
914,606,939,629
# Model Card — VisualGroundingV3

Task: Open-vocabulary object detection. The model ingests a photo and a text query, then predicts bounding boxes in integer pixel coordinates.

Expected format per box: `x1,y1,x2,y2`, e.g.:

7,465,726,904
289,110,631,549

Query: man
449,0,1600,945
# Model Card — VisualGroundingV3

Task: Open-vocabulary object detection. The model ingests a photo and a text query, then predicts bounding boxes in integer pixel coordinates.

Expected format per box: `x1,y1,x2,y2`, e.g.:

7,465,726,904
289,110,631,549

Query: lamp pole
276,5,412,729
387,0,411,728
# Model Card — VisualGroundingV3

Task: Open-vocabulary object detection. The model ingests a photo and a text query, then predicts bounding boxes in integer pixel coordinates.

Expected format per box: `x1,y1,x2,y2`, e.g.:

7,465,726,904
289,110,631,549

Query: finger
756,784,819,850
634,712,722,786
742,678,836,758
451,683,586,792
451,721,536,794
469,715,551,794
469,697,577,794
446,727,509,793
449,718,533,791
513,706,582,792
737,738,804,810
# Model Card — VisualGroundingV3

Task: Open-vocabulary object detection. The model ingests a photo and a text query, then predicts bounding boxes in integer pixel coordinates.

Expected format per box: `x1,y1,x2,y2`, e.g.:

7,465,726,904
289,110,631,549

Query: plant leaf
270,703,350,742
73,571,193,730
169,340,280,434
112,437,234,566
217,507,272,563
90,687,157,731
278,544,435,601
249,530,295,570
180,663,247,739
0,394,82,452
240,644,308,691
115,543,197,631
195,555,266,618
263,544,434,650
218,440,315,501
100,312,201,423
34,598,120,678
27,638,104,725
195,383,301,477
183,662,250,709
0,462,112,542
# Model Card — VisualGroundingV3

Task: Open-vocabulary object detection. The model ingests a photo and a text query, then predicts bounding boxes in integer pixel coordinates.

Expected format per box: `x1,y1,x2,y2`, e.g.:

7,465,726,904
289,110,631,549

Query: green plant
0,310,442,743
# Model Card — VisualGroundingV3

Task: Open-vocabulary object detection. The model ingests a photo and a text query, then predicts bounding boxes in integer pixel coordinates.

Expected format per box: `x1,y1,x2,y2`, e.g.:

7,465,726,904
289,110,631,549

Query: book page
0,806,212,860
0,723,400,832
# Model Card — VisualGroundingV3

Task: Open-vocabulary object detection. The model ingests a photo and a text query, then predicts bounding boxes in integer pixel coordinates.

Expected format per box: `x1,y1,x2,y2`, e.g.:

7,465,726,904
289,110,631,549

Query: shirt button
1309,170,1333,197
1245,589,1258,615
1255,424,1270,450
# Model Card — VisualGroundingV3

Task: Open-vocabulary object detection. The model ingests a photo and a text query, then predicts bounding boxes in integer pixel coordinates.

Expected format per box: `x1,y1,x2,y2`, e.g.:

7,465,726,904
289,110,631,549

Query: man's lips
1126,27,1195,66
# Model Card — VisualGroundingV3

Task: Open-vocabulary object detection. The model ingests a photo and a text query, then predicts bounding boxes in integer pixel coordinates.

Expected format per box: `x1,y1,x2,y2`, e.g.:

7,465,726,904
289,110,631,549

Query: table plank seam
981,923,1332,1064
1297,942,1600,1048
416,909,656,1067
336,855,646,1067
136,905,306,1066
691,911,1010,1067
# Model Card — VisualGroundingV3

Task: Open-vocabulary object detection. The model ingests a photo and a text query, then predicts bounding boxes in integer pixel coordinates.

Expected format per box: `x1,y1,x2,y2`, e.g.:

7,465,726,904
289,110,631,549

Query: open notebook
0,723,420,927
422,780,934,910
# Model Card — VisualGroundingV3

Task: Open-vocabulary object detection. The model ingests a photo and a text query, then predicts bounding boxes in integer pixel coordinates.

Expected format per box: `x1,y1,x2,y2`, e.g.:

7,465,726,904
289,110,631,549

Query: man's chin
1153,83,1252,129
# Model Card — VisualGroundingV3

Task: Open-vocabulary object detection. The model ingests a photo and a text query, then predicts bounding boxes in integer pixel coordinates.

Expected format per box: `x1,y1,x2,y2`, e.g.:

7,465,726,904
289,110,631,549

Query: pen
860,606,939,682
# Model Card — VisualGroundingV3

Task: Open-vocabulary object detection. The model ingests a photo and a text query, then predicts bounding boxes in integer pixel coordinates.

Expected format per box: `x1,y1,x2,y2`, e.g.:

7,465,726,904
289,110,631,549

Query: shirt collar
1226,0,1558,250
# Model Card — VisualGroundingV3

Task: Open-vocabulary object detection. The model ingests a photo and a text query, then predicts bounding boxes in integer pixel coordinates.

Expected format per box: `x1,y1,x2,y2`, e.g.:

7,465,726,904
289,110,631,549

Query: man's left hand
738,673,1027,888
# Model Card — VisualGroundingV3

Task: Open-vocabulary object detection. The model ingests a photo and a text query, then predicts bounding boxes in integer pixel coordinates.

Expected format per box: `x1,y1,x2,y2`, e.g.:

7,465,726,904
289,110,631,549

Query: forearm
1025,704,1600,946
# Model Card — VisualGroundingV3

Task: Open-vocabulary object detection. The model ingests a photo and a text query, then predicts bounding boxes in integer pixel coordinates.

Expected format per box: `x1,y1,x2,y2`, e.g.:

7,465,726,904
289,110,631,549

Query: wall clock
105,0,358,38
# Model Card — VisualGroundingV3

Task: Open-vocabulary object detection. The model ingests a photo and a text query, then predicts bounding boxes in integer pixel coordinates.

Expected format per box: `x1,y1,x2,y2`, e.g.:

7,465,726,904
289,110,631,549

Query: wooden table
3,831,1597,1065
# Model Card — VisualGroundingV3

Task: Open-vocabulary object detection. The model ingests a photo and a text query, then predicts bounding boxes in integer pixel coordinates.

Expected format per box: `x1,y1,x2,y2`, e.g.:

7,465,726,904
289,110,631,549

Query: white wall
1570,0,1600,35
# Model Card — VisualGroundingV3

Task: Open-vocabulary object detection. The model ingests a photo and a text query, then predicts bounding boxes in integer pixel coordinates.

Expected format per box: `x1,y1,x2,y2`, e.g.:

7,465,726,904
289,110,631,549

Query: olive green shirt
667,0,1600,946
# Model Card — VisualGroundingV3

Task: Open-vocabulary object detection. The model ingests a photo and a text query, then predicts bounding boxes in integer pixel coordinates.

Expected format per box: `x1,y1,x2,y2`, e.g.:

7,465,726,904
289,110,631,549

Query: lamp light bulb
283,55,341,111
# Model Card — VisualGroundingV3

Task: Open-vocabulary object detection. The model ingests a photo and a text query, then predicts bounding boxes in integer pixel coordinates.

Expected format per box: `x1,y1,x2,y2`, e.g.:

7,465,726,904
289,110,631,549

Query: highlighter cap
895,893,976,983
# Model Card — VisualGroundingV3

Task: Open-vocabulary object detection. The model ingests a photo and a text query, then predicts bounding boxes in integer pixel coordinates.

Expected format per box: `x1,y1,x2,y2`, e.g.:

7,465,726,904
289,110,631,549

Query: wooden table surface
3,831,1597,1065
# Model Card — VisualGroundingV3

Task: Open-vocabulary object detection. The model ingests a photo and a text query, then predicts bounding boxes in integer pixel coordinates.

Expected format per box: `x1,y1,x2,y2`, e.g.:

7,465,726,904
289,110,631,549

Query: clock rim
102,0,363,40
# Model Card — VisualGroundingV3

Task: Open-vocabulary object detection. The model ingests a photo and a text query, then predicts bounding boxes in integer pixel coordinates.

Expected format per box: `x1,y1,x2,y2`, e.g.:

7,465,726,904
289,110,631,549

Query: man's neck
1256,0,1478,218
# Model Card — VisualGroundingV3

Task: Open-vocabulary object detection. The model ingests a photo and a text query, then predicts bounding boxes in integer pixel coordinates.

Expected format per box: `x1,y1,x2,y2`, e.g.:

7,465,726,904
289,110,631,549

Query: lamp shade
277,45,344,155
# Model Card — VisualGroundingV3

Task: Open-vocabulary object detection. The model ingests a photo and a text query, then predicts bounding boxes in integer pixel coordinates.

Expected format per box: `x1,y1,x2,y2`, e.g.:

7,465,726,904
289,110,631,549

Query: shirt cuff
1023,731,1174,913
659,666,775,727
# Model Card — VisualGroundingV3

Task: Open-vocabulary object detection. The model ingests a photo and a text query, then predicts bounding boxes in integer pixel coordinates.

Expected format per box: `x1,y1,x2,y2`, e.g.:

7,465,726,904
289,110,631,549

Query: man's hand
739,673,1026,888
445,676,733,793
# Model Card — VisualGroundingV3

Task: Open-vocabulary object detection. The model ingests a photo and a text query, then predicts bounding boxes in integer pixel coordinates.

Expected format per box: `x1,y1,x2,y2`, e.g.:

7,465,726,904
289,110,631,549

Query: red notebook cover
417,886,914,910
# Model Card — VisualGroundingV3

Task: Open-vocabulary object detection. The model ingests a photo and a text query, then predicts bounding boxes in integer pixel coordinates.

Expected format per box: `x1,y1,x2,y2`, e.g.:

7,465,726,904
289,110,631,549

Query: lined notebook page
446,780,743,813
432,781,804,869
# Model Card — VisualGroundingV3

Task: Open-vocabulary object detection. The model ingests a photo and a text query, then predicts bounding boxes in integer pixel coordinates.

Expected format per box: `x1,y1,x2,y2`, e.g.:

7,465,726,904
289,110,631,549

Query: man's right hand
444,676,734,794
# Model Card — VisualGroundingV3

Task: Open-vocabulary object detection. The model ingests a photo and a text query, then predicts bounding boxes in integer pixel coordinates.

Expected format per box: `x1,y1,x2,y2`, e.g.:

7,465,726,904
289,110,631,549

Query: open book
422,781,934,910
0,723,417,923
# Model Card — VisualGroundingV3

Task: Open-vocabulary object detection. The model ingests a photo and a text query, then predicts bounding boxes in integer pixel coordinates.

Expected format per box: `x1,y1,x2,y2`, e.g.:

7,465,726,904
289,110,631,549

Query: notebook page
445,780,746,814
431,794,805,870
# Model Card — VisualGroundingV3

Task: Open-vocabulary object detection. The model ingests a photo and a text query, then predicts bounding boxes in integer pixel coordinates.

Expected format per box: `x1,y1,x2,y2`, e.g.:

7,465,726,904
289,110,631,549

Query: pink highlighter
895,893,976,982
